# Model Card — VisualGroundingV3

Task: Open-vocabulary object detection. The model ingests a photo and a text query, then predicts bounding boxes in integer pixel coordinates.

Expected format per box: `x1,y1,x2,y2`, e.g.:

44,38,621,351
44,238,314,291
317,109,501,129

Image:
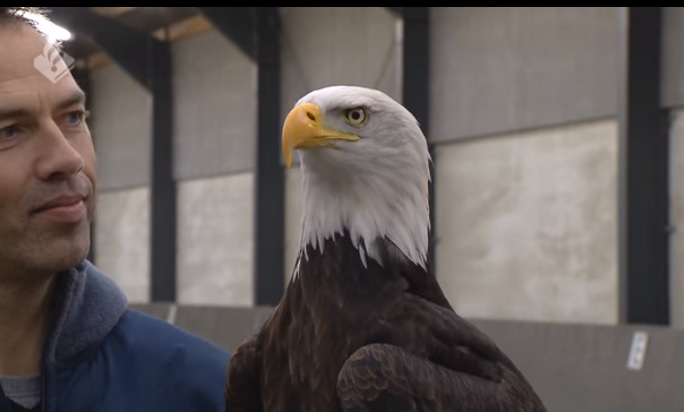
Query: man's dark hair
0,7,65,50
0,7,48,29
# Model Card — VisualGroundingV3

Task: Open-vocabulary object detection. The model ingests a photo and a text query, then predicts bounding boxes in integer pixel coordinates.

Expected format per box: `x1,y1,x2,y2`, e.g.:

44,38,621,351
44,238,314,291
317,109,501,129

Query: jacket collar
43,260,128,365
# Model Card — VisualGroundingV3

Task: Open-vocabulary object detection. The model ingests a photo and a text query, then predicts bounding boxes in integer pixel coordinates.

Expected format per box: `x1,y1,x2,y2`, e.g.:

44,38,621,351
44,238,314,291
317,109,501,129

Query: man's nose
35,123,85,181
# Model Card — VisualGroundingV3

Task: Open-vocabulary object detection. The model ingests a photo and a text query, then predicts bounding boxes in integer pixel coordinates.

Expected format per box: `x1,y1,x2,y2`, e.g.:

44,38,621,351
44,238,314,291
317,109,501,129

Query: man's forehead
0,26,46,77
0,26,82,110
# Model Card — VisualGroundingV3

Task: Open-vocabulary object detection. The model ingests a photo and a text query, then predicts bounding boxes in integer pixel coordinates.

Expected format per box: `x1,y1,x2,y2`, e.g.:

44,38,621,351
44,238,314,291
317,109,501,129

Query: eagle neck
293,230,408,314
297,156,429,270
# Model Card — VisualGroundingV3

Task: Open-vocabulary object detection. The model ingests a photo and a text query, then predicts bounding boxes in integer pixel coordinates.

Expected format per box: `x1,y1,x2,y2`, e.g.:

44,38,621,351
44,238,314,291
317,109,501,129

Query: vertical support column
50,8,177,302
254,7,285,306
402,7,435,270
617,7,670,324
149,39,177,302
72,64,95,264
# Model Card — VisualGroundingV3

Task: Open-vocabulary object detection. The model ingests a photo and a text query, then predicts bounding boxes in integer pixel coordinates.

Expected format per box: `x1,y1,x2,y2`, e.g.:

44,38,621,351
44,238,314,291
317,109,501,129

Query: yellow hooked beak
281,102,360,167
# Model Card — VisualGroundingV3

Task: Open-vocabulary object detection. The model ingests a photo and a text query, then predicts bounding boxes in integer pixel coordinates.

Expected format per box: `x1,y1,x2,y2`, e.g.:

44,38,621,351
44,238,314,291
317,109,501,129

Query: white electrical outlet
626,331,649,371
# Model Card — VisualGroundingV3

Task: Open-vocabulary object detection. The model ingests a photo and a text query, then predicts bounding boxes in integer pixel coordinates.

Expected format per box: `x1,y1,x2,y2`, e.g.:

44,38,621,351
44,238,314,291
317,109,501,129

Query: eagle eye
344,108,367,126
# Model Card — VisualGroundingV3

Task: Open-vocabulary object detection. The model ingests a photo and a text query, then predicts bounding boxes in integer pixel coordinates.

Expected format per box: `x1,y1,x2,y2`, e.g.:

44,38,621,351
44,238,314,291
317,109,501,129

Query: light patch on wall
94,187,150,303
434,119,619,324
177,173,255,306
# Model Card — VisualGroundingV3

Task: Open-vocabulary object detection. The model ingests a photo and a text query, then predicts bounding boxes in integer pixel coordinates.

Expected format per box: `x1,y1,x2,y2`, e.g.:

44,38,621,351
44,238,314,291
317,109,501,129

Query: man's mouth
32,195,87,224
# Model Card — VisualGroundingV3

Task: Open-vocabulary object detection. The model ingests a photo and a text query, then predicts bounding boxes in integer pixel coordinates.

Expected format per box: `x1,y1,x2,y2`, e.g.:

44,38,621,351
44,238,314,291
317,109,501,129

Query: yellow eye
344,108,367,126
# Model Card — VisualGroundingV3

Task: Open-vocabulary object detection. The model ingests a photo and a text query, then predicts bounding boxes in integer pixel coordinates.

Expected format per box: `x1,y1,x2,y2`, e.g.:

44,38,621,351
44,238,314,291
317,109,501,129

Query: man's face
0,25,97,278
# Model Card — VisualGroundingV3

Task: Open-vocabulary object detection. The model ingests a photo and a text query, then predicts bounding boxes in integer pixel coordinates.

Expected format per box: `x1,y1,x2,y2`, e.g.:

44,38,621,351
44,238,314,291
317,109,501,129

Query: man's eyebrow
0,90,86,123
56,90,87,111
0,107,31,123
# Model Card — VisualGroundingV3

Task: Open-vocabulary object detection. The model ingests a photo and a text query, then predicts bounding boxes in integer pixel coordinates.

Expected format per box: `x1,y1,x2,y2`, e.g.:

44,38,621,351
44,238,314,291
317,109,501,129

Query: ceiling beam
151,14,212,42
196,7,256,60
50,7,161,91
89,7,137,17
74,14,214,70
385,7,403,16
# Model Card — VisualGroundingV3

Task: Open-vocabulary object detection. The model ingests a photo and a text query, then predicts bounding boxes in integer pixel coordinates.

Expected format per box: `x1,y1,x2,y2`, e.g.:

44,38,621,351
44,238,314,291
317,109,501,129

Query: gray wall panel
172,29,258,180
94,187,150,303
670,110,684,327
663,7,684,108
430,7,619,142
176,173,255,307
435,119,619,324
472,320,684,412
280,7,402,120
172,305,274,352
90,63,152,190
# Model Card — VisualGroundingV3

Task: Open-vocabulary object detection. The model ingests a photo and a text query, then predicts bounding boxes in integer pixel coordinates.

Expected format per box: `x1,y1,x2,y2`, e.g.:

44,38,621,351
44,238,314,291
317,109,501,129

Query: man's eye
65,110,88,126
0,124,20,140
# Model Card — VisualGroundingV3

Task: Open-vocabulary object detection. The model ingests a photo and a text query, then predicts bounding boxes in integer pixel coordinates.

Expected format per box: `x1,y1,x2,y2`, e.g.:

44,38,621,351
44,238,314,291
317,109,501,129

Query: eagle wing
224,334,263,412
336,295,548,412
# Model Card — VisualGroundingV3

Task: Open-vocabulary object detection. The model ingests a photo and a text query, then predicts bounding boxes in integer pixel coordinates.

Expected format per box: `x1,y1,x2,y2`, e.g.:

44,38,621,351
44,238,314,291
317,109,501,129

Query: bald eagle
225,85,548,412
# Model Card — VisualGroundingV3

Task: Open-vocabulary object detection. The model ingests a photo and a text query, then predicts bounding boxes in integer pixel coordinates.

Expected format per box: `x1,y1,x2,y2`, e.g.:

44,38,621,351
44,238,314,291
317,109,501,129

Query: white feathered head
282,85,431,269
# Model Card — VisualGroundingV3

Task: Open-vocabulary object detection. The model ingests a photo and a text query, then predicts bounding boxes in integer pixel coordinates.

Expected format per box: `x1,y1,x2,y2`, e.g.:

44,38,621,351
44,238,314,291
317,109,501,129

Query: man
0,7,231,412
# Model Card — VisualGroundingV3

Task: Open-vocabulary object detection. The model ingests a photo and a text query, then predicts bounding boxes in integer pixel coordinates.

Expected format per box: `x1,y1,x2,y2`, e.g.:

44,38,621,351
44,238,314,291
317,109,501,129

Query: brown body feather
225,231,548,412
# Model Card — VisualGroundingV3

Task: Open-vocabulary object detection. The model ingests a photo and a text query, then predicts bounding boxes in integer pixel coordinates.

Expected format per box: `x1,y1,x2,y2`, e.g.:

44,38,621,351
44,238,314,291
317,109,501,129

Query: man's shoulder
107,307,231,403
68,307,231,411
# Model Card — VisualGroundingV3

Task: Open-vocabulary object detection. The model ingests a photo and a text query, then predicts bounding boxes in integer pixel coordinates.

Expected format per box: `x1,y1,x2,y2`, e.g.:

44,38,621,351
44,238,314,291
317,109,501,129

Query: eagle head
282,85,430,270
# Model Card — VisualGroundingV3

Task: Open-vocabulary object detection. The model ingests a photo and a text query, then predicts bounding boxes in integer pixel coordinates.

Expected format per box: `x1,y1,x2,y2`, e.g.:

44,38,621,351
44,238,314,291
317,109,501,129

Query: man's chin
35,237,91,274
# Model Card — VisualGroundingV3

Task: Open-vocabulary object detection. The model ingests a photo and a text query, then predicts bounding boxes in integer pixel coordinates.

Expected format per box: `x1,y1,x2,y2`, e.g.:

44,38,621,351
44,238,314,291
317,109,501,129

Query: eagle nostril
306,111,316,122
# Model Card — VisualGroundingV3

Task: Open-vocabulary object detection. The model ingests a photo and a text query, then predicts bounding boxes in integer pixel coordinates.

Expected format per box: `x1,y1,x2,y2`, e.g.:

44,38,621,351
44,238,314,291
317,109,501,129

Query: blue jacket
0,261,232,412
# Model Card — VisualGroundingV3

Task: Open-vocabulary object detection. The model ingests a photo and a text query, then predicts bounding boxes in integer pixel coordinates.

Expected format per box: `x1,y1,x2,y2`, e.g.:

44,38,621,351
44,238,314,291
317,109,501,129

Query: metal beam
254,8,285,306
196,7,256,60
617,7,669,325
51,7,177,302
49,7,158,91
201,6,432,303
401,7,436,271
71,66,95,264
148,41,176,303
203,7,284,306
385,7,403,16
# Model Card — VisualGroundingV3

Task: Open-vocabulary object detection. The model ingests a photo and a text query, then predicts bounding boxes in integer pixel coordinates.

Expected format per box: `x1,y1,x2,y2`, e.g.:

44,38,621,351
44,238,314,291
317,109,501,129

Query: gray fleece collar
43,260,128,365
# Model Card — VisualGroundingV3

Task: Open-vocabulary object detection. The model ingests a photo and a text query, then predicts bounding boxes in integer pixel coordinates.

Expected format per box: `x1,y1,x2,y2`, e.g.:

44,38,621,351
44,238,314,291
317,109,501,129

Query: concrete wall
435,120,619,324
429,7,618,142
89,7,683,326
663,7,684,108
428,7,620,323
663,9,684,328
90,28,258,305
90,63,151,302
172,29,257,306
669,110,684,327
176,174,254,306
